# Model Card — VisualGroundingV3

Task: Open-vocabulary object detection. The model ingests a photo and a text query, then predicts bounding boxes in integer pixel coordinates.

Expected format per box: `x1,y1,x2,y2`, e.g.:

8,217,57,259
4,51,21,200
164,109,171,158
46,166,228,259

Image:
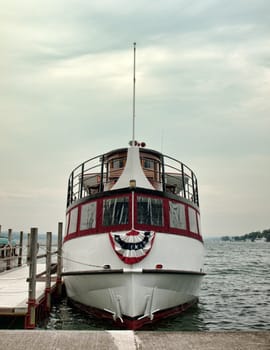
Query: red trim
163,198,170,232
25,298,37,329
68,297,198,330
64,192,203,244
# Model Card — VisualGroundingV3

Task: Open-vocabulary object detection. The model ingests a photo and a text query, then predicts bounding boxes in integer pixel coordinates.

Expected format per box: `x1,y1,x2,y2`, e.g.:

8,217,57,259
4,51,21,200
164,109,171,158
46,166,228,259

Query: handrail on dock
0,223,63,329
26,223,63,329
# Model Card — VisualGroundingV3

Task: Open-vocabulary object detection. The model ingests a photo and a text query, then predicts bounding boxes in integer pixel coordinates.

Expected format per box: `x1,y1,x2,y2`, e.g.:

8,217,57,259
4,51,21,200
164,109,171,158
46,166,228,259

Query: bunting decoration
109,229,156,264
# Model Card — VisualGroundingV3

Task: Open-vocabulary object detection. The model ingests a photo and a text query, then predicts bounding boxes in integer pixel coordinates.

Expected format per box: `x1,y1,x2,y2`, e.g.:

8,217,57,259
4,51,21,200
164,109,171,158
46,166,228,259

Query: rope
60,254,105,269
38,245,105,269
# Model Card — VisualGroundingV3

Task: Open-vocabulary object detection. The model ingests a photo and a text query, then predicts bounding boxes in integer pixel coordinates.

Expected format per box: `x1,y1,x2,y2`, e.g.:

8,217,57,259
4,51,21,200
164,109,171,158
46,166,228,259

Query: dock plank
0,264,54,315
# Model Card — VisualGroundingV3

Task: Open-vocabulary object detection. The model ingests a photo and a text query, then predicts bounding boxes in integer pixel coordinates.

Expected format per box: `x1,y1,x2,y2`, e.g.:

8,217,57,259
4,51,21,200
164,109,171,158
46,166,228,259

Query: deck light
129,179,136,188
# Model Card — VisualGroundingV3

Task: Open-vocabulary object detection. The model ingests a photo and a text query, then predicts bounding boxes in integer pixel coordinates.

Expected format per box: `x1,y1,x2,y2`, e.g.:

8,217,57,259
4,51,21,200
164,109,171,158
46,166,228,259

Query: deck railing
66,149,199,208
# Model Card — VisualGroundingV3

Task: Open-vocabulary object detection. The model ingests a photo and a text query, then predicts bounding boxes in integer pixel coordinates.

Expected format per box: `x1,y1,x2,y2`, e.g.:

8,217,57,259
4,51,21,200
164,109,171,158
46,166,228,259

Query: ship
62,44,205,329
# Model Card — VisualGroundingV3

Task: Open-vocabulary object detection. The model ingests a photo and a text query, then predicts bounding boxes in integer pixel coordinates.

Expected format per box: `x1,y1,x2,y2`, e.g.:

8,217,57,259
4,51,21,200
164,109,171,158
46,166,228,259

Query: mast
132,42,136,146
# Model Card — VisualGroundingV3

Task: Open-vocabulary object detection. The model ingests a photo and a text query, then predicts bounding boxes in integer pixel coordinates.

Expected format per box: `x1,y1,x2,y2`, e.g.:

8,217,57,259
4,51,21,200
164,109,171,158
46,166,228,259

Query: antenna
132,42,136,146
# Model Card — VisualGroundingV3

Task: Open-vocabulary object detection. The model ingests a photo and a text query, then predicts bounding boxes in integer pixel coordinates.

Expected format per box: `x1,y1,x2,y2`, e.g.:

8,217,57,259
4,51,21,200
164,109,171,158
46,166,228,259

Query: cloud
0,0,270,235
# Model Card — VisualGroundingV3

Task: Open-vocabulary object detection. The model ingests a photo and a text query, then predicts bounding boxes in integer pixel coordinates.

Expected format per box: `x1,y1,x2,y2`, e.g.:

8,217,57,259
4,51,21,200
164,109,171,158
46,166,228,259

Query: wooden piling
27,233,30,264
26,227,38,329
18,231,23,267
45,232,52,311
56,222,63,296
7,228,12,270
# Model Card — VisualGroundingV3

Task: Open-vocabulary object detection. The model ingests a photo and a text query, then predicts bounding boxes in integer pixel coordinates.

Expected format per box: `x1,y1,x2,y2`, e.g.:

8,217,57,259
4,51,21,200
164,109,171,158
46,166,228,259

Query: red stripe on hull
68,297,198,330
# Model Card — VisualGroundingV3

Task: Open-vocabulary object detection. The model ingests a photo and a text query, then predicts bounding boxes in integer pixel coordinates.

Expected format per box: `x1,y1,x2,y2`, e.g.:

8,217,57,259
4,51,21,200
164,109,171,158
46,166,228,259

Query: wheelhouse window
103,197,129,226
111,158,125,169
68,207,78,234
137,196,163,226
142,158,155,169
188,207,198,234
169,201,186,230
80,202,96,230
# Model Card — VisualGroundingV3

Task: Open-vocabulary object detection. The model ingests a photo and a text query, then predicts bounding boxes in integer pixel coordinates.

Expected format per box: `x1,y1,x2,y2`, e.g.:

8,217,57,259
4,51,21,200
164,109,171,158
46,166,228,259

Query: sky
0,0,270,237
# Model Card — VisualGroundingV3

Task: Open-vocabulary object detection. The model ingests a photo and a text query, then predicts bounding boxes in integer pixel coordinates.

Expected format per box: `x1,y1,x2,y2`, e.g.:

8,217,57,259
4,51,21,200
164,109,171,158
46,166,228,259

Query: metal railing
66,148,199,208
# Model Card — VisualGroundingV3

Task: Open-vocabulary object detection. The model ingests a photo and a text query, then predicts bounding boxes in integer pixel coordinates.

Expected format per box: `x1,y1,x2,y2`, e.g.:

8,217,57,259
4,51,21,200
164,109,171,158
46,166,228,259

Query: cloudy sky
1,0,269,237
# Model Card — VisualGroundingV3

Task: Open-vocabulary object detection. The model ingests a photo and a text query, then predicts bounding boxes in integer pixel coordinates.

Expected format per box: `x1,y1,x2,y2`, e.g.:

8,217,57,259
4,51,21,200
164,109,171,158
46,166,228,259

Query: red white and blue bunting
109,230,156,264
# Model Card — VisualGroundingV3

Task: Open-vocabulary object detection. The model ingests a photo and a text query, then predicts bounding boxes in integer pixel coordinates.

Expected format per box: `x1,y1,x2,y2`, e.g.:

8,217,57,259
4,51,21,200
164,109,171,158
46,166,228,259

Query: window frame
100,194,131,231
188,206,199,234
168,200,187,231
68,206,79,234
135,193,165,231
80,201,97,231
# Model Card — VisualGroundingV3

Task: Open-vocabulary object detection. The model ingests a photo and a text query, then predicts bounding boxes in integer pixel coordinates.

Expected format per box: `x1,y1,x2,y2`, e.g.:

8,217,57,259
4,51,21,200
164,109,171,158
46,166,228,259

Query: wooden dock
0,330,269,350
0,224,63,328
0,264,55,316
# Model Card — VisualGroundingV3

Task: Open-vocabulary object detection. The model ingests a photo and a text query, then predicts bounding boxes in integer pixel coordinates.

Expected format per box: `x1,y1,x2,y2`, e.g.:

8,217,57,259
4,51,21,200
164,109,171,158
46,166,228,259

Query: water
29,240,270,330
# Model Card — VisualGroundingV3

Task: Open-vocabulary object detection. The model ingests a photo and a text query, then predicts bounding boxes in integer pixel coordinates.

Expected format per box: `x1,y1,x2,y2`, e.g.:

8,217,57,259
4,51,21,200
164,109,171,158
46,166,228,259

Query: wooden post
0,225,2,260
56,222,63,296
7,229,12,270
18,231,23,267
26,227,38,329
45,232,52,311
27,233,31,264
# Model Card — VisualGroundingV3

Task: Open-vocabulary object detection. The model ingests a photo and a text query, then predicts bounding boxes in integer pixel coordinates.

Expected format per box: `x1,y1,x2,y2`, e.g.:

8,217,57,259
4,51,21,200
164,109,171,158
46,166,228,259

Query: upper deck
66,146,199,208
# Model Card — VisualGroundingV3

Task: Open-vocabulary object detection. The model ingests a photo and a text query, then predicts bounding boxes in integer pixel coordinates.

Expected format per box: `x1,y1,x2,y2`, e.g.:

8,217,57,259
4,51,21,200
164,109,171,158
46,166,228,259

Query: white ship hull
63,233,204,328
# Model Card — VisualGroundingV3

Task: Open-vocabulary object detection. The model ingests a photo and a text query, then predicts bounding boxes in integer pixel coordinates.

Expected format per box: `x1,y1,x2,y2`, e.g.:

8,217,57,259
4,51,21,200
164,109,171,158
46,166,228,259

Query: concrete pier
0,330,269,350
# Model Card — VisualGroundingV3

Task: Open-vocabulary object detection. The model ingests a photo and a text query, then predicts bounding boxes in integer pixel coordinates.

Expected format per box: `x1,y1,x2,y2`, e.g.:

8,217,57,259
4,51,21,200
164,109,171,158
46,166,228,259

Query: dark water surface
44,241,270,331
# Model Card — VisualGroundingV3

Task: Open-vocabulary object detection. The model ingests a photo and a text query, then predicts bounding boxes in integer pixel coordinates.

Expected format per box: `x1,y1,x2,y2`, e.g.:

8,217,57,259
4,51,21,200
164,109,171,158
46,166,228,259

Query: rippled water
43,240,270,331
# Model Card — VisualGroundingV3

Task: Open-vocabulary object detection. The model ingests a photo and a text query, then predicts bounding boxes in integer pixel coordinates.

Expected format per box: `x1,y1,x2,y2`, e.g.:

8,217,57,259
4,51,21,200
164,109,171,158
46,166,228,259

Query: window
137,196,163,226
188,207,198,234
112,159,125,169
103,197,129,226
80,202,96,230
65,213,70,236
68,207,78,234
197,212,201,235
169,201,186,230
143,159,154,169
